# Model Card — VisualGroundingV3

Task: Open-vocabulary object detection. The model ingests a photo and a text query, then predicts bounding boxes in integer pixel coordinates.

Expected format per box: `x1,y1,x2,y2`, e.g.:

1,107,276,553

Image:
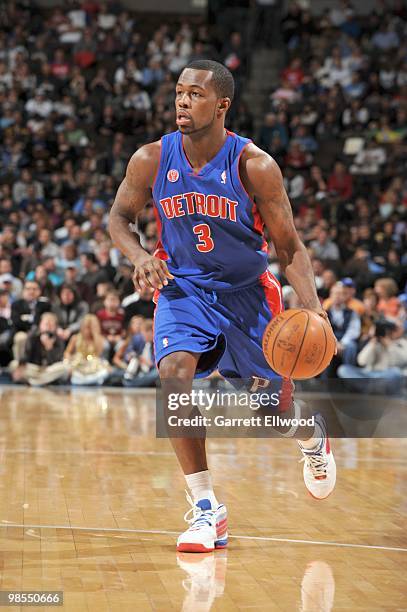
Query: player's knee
159,352,196,380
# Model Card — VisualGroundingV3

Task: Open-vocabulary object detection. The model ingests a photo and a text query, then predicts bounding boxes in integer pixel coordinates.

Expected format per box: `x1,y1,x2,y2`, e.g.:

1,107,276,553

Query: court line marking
0,384,157,394
1,448,407,464
0,522,406,553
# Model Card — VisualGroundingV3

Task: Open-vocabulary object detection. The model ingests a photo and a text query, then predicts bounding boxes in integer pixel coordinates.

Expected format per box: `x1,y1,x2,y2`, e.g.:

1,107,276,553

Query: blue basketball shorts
154,271,293,410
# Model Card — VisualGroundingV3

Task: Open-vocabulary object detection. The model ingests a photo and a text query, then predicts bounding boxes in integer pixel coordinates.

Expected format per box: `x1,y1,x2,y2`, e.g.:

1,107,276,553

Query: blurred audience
0,1,405,391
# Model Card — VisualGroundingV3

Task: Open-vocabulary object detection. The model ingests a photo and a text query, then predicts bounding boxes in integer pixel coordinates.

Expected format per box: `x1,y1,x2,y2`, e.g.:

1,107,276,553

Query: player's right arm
108,142,173,291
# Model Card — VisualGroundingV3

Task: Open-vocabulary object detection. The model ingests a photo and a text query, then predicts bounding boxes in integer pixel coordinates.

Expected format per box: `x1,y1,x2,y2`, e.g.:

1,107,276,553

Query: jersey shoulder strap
228,131,253,202
152,131,180,199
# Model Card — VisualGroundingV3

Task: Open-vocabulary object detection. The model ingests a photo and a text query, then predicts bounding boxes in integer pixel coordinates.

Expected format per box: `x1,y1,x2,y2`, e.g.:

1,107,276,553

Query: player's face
175,69,219,135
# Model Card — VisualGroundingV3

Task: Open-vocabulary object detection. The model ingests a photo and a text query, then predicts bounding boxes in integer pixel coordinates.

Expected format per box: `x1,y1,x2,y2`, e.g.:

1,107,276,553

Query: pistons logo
167,169,179,183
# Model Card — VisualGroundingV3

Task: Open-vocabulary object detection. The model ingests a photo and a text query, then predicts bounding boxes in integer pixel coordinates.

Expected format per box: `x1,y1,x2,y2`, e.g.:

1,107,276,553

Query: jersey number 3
193,223,214,252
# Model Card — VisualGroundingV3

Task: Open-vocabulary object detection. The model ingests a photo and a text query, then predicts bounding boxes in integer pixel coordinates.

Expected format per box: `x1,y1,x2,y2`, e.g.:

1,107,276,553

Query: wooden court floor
0,387,405,611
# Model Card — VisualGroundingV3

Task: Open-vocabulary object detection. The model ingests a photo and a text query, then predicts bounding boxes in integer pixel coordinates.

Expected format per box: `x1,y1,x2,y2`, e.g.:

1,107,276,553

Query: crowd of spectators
264,0,407,393
0,1,250,387
0,0,405,391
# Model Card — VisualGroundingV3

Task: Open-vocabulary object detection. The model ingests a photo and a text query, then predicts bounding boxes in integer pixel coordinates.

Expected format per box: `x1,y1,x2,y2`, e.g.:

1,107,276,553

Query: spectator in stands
122,319,157,387
311,258,325,291
281,57,304,89
326,282,361,369
25,90,53,118
371,21,399,51
25,265,55,300
259,113,289,154
96,289,124,356
281,2,302,44
359,288,380,345
53,284,88,344
11,312,69,386
35,228,60,259
12,169,44,205
0,288,13,365
90,281,114,314
11,280,51,362
112,315,144,371
293,125,318,153
284,141,311,169
0,257,23,298
114,262,135,301
283,165,305,202
41,257,64,288
95,242,116,282
350,140,386,176
323,277,364,316
310,227,340,261
64,314,110,385
56,242,81,273
327,162,353,201
374,278,401,318
80,252,104,304
0,287,12,322
271,79,301,105
398,294,407,333
122,286,155,326
338,320,407,395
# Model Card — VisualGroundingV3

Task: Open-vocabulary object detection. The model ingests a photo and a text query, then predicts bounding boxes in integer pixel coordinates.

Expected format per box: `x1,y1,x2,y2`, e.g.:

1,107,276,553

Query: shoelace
300,449,328,479
183,491,215,529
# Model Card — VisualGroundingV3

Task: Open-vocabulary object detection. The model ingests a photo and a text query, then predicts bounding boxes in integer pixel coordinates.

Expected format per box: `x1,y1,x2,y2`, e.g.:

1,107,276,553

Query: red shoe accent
177,542,215,553
216,518,227,530
326,436,331,454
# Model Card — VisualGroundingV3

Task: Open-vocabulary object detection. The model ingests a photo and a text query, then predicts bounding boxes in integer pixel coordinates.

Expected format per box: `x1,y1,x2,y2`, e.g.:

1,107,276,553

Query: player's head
176,60,234,135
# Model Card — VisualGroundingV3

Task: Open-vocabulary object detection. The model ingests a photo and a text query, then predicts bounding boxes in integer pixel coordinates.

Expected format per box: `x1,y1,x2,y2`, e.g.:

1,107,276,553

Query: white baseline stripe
0,522,406,553
1,448,407,464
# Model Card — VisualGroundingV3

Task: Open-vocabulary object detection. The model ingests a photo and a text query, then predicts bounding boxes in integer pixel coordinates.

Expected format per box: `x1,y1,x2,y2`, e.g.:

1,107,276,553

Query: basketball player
109,60,336,553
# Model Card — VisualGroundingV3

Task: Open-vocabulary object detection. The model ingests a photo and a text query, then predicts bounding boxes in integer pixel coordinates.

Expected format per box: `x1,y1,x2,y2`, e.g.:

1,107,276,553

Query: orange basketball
262,309,336,380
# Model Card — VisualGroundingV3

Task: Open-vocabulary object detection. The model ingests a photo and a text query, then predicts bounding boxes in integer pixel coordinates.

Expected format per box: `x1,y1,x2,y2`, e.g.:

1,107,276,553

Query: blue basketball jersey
152,130,268,291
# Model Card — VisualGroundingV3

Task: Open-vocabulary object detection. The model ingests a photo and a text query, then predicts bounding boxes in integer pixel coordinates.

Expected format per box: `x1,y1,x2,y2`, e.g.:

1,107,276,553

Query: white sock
298,421,324,451
185,470,219,507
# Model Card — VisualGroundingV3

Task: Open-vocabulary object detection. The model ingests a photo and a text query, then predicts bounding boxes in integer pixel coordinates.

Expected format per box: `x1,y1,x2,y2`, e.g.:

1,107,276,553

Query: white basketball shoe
299,414,336,500
177,492,228,553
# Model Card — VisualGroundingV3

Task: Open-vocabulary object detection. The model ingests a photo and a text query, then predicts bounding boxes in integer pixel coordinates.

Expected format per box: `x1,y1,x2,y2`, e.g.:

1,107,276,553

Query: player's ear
217,98,231,115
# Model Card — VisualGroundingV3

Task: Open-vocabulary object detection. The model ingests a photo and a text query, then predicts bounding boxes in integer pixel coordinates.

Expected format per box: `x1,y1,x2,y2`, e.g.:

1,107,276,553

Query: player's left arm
242,147,325,317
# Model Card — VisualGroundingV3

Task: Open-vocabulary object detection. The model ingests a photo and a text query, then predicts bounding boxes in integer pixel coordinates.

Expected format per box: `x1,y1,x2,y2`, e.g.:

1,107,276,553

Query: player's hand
310,305,328,320
310,306,338,355
132,253,174,291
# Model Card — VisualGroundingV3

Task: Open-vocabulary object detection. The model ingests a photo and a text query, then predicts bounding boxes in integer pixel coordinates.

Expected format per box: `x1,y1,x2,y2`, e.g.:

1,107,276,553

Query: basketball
262,309,336,379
